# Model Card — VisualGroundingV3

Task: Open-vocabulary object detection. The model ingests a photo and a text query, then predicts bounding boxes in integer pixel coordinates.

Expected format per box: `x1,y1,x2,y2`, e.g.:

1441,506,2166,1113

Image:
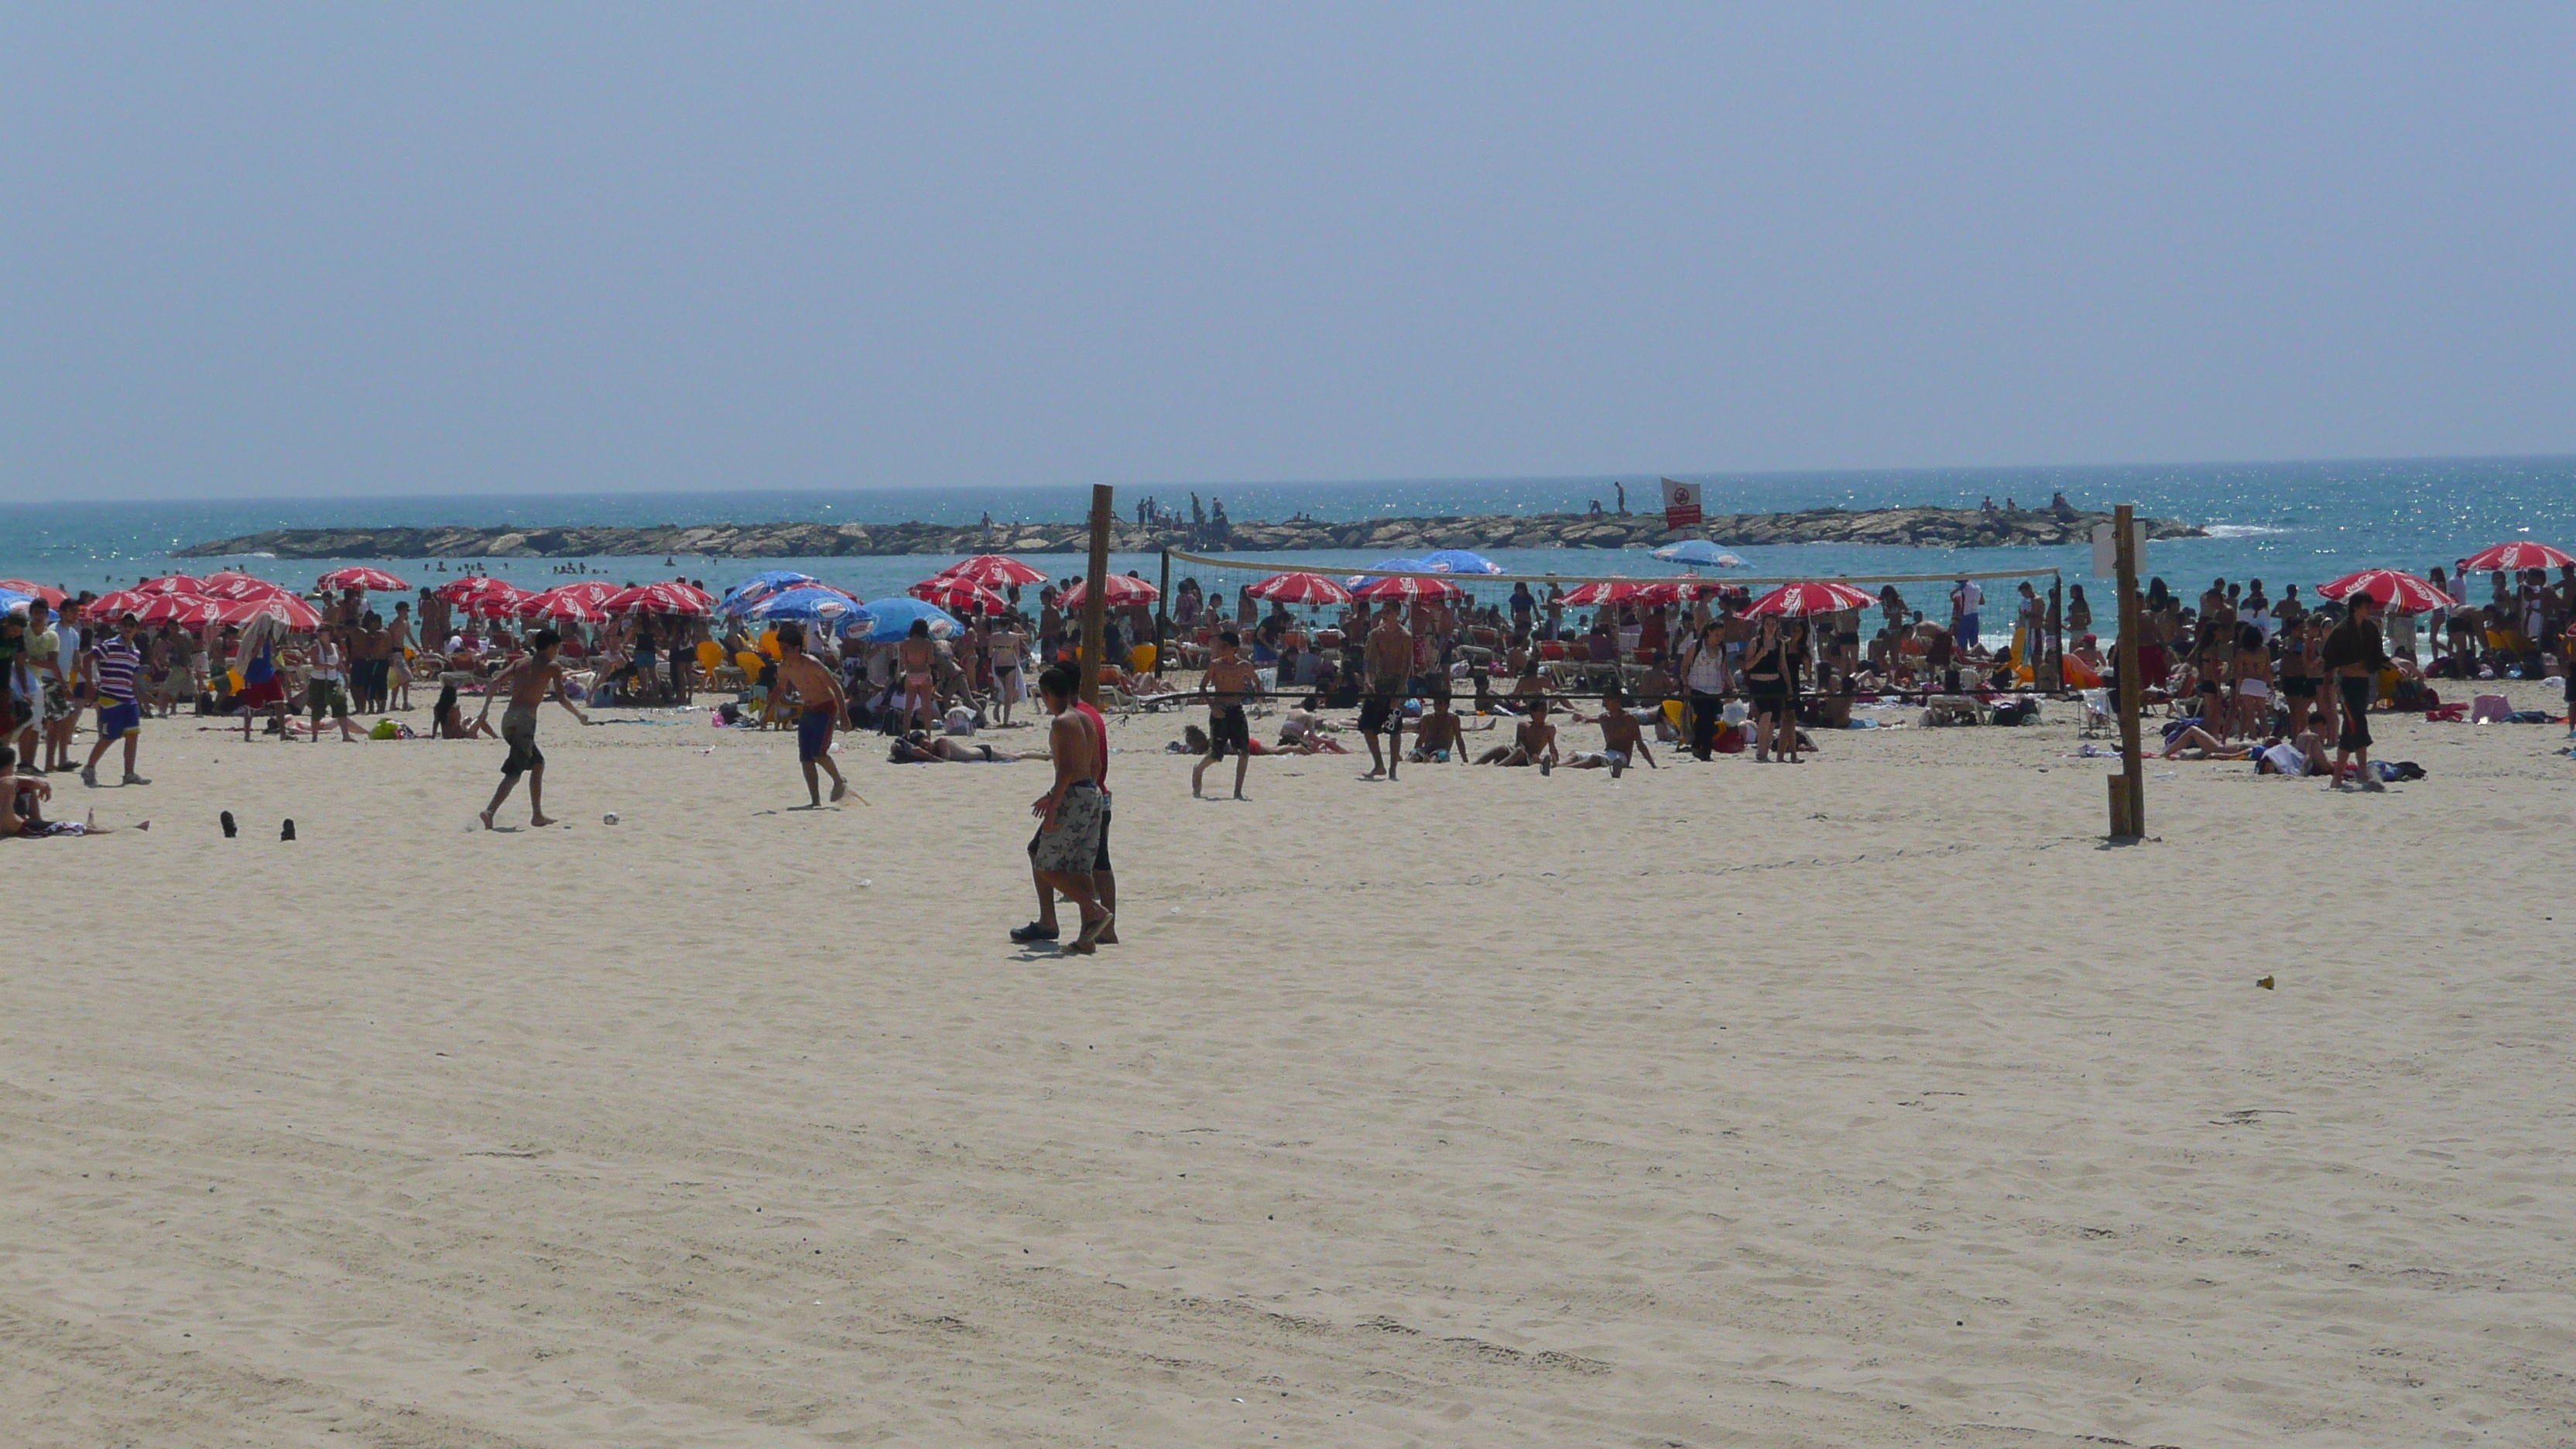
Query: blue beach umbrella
719,570,822,615
1345,557,1434,587
0,587,31,613
741,586,871,624
1651,539,1745,569
852,597,964,642
1419,548,1503,575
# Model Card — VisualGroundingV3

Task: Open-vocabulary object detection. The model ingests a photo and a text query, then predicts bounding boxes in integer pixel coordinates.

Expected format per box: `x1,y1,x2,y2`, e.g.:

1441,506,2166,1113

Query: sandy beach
5,687,2573,1447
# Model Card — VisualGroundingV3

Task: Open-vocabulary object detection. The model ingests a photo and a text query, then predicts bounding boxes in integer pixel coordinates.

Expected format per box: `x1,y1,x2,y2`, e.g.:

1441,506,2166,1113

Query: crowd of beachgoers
3,545,2571,847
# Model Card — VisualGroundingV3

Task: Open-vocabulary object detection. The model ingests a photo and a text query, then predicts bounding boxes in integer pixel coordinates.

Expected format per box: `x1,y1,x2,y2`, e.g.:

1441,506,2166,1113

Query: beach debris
220,810,237,838
279,818,296,841
2257,976,2275,990
603,811,620,824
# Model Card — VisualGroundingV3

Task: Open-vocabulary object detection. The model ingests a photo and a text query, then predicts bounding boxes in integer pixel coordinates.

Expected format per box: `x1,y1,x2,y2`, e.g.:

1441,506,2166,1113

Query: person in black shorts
1193,629,1261,800
1359,604,1411,780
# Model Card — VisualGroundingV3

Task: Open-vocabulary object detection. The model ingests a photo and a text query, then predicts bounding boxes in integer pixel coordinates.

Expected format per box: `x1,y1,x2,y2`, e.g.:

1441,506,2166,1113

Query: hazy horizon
9,6,2574,503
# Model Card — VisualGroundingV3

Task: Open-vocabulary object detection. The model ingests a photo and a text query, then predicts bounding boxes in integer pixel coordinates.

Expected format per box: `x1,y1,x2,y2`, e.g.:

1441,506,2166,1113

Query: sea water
4,457,2570,629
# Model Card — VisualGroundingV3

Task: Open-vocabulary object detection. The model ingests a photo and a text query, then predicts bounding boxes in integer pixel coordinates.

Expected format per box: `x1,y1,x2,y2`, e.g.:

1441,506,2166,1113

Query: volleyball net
1146,546,2081,711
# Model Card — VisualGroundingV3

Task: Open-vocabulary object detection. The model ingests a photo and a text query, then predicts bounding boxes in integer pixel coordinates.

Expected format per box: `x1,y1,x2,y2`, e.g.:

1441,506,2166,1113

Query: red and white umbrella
1742,581,1876,617
132,574,207,595
1632,578,1731,605
0,579,67,607
1245,571,1354,606
1559,578,1649,606
218,593,324,630
518,586,611,624
909,574,1009,615
1058,574,1162,610
2316,569,2454,613
442,578,534,617
1352,574,1468,604
315,566,413,592
519,580,623,614
937,554,1050,589
200,570,289,601
140,592,226,626
91,587,228,626
605,581,713,616
86,590,156,622
2458,541,2574,574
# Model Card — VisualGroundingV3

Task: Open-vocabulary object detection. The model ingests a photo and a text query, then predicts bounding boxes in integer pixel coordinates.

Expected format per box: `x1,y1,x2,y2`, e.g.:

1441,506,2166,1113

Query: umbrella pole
1155,547,1170,679
1079,485,1114,707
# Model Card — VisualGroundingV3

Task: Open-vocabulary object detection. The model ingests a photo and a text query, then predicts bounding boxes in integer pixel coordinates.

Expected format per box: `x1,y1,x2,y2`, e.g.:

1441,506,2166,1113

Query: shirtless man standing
1193,629,1261,800
386,602,418,712
1025,662,1112,952
1359,603,1411,781
474,628,588,829
772,622,851,807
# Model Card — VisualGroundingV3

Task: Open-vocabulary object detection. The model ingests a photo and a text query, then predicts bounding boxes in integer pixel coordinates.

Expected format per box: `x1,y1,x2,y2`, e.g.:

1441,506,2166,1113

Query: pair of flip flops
220,810,294,841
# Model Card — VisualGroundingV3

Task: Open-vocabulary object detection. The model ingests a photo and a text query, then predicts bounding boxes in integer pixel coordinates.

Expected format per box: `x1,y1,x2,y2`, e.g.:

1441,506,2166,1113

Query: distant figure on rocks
1615,481,1628,515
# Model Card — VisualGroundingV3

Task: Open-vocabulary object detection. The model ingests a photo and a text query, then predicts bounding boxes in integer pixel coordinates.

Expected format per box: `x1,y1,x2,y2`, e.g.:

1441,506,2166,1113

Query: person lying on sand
2159,724,2256,761
2,747,146,837
1275,697,1349,754
889,730,1043,763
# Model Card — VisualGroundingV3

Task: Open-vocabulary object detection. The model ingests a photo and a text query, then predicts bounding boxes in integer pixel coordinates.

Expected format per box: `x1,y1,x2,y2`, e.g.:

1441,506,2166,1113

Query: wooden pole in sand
2110,505,2146,838
1154,547,1170,678
1078,485,1114,706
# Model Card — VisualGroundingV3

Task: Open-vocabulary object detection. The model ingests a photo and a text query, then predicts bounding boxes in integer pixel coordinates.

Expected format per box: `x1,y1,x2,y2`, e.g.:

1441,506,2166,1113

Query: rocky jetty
176,505,2201,561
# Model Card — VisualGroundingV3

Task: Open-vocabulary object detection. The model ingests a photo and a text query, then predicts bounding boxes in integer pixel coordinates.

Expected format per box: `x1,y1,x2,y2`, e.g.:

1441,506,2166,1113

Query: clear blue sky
5,4,2571,500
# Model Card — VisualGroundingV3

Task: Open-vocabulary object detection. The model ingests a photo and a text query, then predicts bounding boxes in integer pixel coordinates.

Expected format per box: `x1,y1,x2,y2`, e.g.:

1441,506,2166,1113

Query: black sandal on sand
1009,921,1058,943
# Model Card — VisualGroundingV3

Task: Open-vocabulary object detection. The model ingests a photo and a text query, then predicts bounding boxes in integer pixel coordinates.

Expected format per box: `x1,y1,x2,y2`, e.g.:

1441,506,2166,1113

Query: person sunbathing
1474,699,1559,772
2,748,146,837
2255,729,2331,776
1560,688,1656,776
1406,693,1466,762
433,680,498,739
1276,697,1348,754
887,729,1040,763
2158,724,2256,760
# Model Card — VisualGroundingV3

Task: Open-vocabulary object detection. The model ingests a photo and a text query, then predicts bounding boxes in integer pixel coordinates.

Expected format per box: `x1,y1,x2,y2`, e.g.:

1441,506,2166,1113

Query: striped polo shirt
90,636,142,704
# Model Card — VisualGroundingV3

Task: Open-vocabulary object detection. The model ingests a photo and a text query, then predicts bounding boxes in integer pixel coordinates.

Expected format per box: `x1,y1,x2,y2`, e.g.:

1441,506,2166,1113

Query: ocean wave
2197,524,2292,540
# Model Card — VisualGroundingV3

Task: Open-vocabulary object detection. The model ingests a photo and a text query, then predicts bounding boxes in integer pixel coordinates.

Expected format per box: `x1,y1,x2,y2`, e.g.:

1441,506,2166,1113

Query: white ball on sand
603,811,620,825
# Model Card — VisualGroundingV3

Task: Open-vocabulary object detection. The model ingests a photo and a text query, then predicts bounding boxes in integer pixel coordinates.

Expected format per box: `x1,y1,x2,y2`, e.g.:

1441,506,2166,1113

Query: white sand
5,685,2573,1446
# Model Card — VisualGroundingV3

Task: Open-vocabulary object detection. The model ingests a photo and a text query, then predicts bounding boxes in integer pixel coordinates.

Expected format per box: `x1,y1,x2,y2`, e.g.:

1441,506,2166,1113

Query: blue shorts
1954,613,1980,644
797,706,834,762
98,700,142,738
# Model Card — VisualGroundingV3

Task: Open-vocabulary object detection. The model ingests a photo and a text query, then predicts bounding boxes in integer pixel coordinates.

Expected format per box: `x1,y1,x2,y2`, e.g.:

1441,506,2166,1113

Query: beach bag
2472,694,2512,723
369,718,399,740
1714,722,1747,753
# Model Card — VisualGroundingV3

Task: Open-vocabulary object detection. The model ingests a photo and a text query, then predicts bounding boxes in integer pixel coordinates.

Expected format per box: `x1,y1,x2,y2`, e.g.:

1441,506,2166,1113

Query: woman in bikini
1742,615,1792,762
899,618,938,733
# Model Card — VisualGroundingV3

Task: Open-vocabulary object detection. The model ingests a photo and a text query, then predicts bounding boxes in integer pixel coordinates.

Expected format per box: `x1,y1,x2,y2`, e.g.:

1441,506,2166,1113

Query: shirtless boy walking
1359,604,1411,781
1026,662,1112,953
1193,629,1261,800
772,622,852,807
475,628,588,829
